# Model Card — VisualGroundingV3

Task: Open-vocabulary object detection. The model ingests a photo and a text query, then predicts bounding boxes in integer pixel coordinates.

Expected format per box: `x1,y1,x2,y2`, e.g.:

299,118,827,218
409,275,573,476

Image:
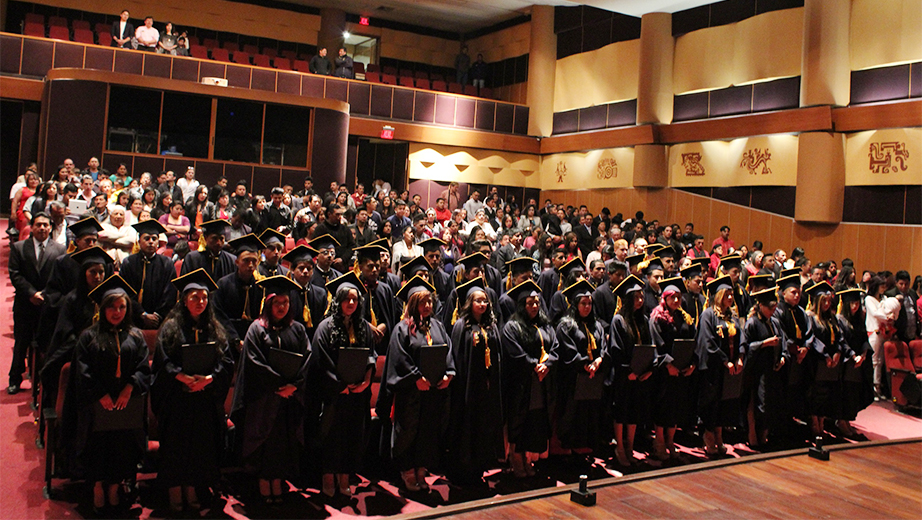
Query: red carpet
1,242,920,519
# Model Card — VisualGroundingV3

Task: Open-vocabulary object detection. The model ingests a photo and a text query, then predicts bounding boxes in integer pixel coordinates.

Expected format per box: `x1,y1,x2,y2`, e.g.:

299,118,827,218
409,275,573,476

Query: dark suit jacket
574,224,595,260
9,238,66,307
110,20,135,48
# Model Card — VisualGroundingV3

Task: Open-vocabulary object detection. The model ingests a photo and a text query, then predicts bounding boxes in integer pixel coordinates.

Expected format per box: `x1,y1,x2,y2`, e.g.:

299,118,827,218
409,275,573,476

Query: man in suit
8,213,65,394
110,9,134,48
574,211,597,261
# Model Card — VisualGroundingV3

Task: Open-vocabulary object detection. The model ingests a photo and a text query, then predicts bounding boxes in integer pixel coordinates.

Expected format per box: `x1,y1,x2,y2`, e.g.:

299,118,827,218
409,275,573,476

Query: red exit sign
380,125,395,139
359,17,370,26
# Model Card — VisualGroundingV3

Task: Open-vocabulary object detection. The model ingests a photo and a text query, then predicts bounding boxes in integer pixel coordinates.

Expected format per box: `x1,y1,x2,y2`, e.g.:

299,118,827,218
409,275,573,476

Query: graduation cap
418,237,446,253
706,275,733,296
308,234,340,251
171,268,218,293
644,243,665,257
69,216,104,237
88,274,137,304
259,228,287,247
776,274,802,293
282,245,320,266
805,280,834,299
326,271,367,296
456,252,489,271
354,243,388,263
644,257,665,275
228,233,265,254
506,256,538,275
399,255,431,278
746,273,775,291
780,267,800,279
614,275,644,298
368,237,391,250
132,219,167,236
680,261,705,279
396,274,436,301
750,286,779,305
719,254,742,271
256,274,301,296
558,257,585,278
625,253,645,268
200,219,230,237
72,245,114,267
837,287,864,304
456,276,487,305
659,276,687,295
656,245,677,259
507,279,541,302
563,279,595,302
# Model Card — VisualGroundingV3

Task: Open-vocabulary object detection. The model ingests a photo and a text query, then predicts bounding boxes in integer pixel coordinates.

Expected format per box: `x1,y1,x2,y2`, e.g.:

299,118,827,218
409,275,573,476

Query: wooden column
319,8,346,58
526,5,555,137
800,0,851,107
795,132,845,223
633,144,668,187
637,12,674,125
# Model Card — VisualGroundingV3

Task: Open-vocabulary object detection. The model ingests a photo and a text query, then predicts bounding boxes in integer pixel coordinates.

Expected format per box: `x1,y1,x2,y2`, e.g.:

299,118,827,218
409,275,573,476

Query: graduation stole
716,316,737,338
473,325,491,369
137,255,150,305
364,279,378,327
583,323,597,359
113,329,122,379
302,288,313,328
534,325,549,363
252,270,267,317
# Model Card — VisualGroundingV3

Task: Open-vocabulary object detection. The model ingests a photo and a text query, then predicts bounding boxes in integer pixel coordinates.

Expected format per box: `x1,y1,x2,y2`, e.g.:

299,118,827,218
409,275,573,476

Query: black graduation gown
362,278,398,355
447,316,504,481
610,313,654,425
72,327,150,482
231,320,310,479
442,286,498,333
311,266,342,290
537,268,560,307
806,315,852,419
740,315,789,432
306,317,376,473
290,282,328,340
837,314,874,420
214,272,265,344
181,250,237,282
643,284,661,315
554,317,608,451
695,309,742,429
383,319,455,470
501,319,557,454
40,290,97,411
120,252,178,325
682,292,706,330
775,301,815,420
548,291,569,324
733,283,752,318
37,254,87,355
592,281,617,334
431,267,451,304
497,291,548,327
382,271,401,296
151,320,235,487
257,262,289,278
650,312,698,428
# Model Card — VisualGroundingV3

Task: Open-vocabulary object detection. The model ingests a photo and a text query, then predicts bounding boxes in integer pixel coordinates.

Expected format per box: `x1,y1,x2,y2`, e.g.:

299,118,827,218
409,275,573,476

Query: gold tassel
726,319,737,337
637,259,650,272
557,275,564,292
506,274,513,291
137,257,148,305
451,304,459,326
790,309,802,339
353,259,361,276
302,290,313,327
836,298,843,317
197,234,206,252
368,289,378,327
482,331,492,369
92,303,100,324
426,330,433,346
584,323,597,358
242,287,251,320
66,242,76,254
130,241,140,255
614,297,622,315
115,332,121,379
680,307,695,326
456,268,465,284
535,325,549,363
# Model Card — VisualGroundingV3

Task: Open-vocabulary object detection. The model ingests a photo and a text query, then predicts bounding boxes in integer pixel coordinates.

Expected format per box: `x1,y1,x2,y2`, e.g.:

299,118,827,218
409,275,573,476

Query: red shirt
435,207,451,224
712,236,735,254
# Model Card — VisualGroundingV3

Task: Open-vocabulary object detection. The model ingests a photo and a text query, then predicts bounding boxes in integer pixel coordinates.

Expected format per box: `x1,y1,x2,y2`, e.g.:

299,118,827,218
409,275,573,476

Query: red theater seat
273,57,291,70
252,54,271,68
414,70,428,80
24,22,44,37
222,41,239,52
48,25,70,41
431,80,447,92
48,16,67,27
232,51,251,65
448,82,463,94
281,49,298,61
480,87,493,99
94,23,110,34
25,13,44,25
190,45,208,60
72,20,90,31
211,48,231,62
416,78,430,90
293,59,310,73
73,28,95,45
399,76,414,88
262,47,277,57
202,38,218,49
381,74,397,85
463,84,477,96
366,63,379,73
365,71,381,83
243,44,258,55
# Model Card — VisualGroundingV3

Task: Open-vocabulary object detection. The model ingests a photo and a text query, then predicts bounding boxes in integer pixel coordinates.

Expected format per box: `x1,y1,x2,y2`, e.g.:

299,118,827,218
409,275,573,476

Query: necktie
37,242,46,271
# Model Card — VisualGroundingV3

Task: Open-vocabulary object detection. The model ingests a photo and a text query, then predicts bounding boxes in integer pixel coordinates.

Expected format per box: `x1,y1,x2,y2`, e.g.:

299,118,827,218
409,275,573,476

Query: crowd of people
6,159,922,515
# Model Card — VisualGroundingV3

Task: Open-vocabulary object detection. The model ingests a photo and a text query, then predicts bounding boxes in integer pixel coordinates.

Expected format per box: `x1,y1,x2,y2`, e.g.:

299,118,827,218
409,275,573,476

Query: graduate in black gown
307,272,376,497
695,275,743,457
547,258,586,323
398,255,444,322
593,260,628,336
740,286,788,448
257,228,290,278
282,245,328,339
383,276,455,492
719,253,753,320
640,256,665,315
501,280,557,478
648,276,698,461
369,237,401,295
609,275,654,466
120,220,177,330
447,277,505,484
536,247,566,307
214,234,266,346
72,275,149,514
420,237,451,305
835,288,874,438
443,253,498,332
309,234,343,289
151,269,235,513
231,275,311,504
496,257,539,325
180,219,237,282
355,243,399,355
554,280,609,455
774,274,815,433
804,281,851,438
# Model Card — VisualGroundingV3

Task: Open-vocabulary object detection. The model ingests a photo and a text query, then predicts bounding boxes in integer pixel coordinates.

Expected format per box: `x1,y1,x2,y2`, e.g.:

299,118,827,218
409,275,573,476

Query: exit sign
359,17,370,26
380,125,395,139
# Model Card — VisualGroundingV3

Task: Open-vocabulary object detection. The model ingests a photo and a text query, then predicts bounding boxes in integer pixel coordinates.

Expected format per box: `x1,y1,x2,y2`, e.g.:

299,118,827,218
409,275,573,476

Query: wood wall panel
884,226,916,274
728,204,752,247
911,227,922,276
839,224,861,265
855,225,887,273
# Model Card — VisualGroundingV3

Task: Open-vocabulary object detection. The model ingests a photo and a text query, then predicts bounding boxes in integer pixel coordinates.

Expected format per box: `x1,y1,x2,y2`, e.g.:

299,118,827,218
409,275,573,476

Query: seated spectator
98,205,137,263
159,201,191,247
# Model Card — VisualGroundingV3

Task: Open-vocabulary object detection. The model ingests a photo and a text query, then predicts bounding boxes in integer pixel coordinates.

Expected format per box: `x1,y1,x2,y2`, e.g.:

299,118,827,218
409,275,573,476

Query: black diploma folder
630,344,656,374
722,370,744,400
181,342,217,376
92,394,145,432
269,348,304,381
337,348,370,385
419,343,449,384
671,339,696,370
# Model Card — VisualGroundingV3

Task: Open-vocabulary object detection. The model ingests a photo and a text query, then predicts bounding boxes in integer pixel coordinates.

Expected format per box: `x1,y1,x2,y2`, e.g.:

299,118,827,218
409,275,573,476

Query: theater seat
273,57,291,70
430,73,444,83
414,70,428,80
261,47,277,57
96,30,109,46
73,28,95,45
232,51,251,65
72,20,90,31
252,54,271,68
186,35,199,47
463,84,477,96
480,87,493,99
243,44,259,55
383,65,397,76
48,16,67,27
24,22,44,37
25,13,44,25
431,80,447,92
365,71,380,83
93,22,110,34
202,38,218,49
448,82,463,94
293,59,310,73
222,41,239,52
416,78,430,90
399,76,414,88
211,48,231,62
366,63,379,73
190,45,208,60
48,25,70,41
281,49,298,61
381,74,397,85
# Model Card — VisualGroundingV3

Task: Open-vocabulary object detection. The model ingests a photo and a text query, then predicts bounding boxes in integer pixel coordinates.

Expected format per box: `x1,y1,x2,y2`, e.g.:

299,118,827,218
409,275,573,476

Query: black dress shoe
7,384,20,395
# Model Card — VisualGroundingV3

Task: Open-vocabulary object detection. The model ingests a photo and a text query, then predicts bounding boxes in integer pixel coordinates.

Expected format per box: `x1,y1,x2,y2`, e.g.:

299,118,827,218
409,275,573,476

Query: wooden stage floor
404,440,922,519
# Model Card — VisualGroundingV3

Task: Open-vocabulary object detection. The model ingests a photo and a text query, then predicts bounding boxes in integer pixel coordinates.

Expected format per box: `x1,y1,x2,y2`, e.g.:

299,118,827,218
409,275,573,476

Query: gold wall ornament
682,152,705,176
597,157,618,179
869,142,909,174
740,148,772,175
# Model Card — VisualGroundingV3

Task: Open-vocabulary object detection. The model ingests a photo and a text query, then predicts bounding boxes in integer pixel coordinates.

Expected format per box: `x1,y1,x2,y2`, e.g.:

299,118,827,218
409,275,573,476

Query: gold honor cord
535,325,549,363
137,256,149,304
302,290,313,328
790,308,802,339
115,331,122,379
584,323,597,358
475,328,491,369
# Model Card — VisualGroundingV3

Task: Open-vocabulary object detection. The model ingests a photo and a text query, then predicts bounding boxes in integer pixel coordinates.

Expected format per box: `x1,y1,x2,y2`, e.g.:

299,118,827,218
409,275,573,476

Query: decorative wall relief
868,142,909,174
740,148,772,175
682,152,705,176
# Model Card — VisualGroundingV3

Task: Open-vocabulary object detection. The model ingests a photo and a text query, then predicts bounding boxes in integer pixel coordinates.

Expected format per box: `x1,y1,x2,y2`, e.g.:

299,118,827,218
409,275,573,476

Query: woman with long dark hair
835,288,873,437
232,275,310,504
695,275,743,457
740,286,787,449
864,275,892,397
185,185,210,242
501,280,556,477
152,269,234,512
447,278,504,484
151,191,173,221
29,181,57,216
554,280,608,457
307,273,376,497
73,275,149,514
648,277,698,460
